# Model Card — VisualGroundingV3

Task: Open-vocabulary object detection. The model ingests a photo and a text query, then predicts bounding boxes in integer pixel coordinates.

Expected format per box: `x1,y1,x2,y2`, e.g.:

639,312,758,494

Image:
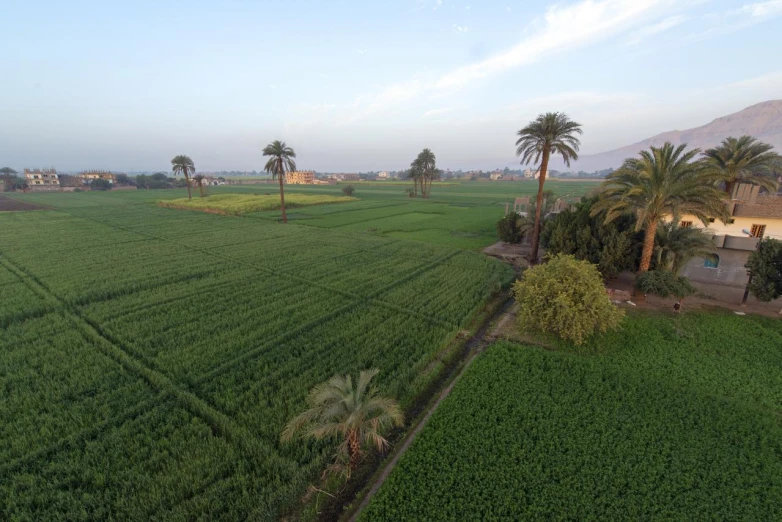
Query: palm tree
414,148,439,198
192,174,207,197
516,112,582,263
262,140,296,224
654,219,716,273
281,369,403,479
171,155,195,200
702,136,781,196
592,142,729,273
406,165,421,197
1,167,17,192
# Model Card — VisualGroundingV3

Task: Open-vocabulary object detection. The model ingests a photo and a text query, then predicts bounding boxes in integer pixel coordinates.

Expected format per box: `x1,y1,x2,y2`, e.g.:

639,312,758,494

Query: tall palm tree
192,174,207,197
262,140,296,224
516,112,582,263
410,148,438,197
406,165,421,197
592,142,729,273
1,167,17,192
654,219,716,274
281,369,403,479
171,155,195,200
702,136,781,196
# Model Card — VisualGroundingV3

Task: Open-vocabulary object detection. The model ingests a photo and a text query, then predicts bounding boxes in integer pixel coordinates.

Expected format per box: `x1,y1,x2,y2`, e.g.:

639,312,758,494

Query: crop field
159,193,357,215
361,312,782,520
0,191,514,520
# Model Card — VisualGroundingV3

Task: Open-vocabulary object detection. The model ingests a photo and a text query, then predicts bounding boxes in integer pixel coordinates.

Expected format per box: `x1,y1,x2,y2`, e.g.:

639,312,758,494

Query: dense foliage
90,178,112,191
513,254,624,345
341,184,355,196
541,196,640,278
635,270,696,298
746,238,782,302
0,198,513,520
363,313,782,520
496,212,531,243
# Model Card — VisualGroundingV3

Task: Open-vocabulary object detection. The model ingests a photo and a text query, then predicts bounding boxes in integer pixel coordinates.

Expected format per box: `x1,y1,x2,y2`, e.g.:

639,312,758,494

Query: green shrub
496,213,532,244
90,178,112,191
746,238,782,302
635,270,695,298
342,185,355,196
513,254,624,345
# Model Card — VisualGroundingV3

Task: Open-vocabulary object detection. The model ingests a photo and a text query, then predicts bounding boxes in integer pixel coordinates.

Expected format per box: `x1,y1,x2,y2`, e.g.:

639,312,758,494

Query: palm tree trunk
185,173,192,200
639,220,658,272
278,160,288,224
199,183,204,198
725,180,735,198
529,149,550,264
347,429,361,474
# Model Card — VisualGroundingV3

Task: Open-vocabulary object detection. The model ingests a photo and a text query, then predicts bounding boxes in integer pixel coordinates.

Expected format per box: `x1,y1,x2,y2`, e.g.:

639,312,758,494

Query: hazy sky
2,0,782,172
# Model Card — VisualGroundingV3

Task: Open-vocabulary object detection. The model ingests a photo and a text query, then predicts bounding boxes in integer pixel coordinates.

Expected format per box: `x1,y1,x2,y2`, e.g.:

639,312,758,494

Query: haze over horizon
2,0,782,172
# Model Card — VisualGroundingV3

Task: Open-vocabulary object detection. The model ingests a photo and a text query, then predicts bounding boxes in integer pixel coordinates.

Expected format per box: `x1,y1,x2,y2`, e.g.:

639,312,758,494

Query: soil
0,195,50,212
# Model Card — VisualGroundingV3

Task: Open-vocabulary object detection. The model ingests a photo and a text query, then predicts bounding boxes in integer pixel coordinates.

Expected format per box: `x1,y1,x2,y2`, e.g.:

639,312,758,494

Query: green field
361,312,782,520
0,188,516,520
160,193,357,215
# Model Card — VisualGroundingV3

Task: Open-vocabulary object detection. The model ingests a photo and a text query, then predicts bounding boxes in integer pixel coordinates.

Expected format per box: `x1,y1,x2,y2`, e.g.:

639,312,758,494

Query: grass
158,193,357,215
361,311,782,520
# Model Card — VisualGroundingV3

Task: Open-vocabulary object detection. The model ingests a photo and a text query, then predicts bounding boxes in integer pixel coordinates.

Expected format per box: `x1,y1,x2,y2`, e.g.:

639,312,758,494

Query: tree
497,212,533,243
541,196,642,279
90,178,112,191
653,220,715,273
1,167,17,192
515,112,582,263
411,148,439,198
702,136,781,196
262,140,296,224
513,254,624,346
281,369,403,478
192,174,207,197
171,155,196,200
342,185,355,196
592,142,729,273
745,238,782,304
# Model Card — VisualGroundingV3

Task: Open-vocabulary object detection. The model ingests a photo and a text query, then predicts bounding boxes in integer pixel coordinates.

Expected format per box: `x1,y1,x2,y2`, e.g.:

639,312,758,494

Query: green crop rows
0,196,513,521
362,313,782,520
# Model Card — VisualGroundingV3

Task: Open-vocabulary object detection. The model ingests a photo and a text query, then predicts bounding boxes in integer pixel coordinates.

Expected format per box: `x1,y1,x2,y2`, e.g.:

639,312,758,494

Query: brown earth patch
0,195,50,212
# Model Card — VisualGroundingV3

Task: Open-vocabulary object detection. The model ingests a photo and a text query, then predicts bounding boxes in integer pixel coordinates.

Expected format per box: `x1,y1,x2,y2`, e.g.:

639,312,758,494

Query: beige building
680,184,782,286
24,168,60,186
285,171,315,184
80,170,116,184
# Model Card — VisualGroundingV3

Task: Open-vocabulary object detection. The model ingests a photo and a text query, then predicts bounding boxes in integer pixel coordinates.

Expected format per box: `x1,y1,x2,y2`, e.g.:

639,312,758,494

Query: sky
2,0,782,172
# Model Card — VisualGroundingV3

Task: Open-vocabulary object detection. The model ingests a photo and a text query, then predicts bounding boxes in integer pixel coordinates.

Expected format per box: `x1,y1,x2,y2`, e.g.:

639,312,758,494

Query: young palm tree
592,142,729,273
702,136,781,196
654,220,716,274
171,155,195,200
262,140,296,224
281,369,403,479
516,112,582,263
192,174,207,197
1,167,17,192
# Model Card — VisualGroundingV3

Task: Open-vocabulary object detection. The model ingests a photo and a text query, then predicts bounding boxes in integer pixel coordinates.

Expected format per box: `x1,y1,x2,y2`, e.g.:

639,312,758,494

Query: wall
681,249,751,287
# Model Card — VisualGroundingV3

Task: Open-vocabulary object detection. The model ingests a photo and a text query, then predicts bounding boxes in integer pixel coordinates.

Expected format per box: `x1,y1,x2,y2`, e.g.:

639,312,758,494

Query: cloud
453,24,469,32
694,0,782,39
434,0,443,9
423,107,456,118
505,91,641,112
625,14,687,46
357,48,368,55
739,0,782,17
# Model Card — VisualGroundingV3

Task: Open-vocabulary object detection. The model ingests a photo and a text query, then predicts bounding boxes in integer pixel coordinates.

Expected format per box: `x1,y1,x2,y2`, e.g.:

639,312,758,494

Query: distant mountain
560,100,782,173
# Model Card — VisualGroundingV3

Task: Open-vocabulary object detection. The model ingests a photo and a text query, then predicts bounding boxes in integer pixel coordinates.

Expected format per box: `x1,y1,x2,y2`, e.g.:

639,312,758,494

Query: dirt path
347,297,514,521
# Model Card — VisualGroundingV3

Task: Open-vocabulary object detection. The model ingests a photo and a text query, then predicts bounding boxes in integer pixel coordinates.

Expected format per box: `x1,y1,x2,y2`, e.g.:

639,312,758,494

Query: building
377,171,389,179
490,172,503,181
285,171,315,184
680,184,782,286
80,170,115,184
24,168,60,187
335,173,360,181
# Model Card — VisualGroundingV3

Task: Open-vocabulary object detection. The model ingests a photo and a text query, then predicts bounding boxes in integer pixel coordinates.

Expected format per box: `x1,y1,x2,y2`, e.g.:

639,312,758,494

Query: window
750,224,766,238
704,254,719,268
680,221,693,228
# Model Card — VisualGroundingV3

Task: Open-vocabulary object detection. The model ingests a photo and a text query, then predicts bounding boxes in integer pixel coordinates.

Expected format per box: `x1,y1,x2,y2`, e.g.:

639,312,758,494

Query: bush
90,178,112,191
513,254,624,345
497,213,531,244
635,270,695,298
745,238,782,302
342,185,355,196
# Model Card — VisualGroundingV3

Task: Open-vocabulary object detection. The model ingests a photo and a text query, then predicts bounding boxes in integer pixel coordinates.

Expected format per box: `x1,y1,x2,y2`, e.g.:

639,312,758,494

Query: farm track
347,296,515,521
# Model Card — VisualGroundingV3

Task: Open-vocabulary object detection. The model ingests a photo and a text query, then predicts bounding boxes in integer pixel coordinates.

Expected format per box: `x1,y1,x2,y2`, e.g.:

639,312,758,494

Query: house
377,171,389,179
490,172,503,181
285,171,315,184
80,170,115,184
335,173,360,181
24,168,60,187
680,184,782,286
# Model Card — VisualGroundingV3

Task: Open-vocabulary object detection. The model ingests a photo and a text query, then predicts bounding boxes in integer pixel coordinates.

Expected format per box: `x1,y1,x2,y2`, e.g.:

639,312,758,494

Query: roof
733,196,782,219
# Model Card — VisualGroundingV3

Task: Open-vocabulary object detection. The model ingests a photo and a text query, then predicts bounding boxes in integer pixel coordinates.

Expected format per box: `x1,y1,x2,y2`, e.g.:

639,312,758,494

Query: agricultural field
361,312,782,520
0,191,514,520
159,193,357,215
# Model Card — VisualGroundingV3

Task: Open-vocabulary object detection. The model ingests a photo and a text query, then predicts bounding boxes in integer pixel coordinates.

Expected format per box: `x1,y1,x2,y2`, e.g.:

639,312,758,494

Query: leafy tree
342,185,355,196
515,112,582,263
192,174,207,197
171,155,196,200
592,142,729,273
702,136,781,196
513,254,624,345
262,140,296,224
281,369,403,478
635,270,696,299
541,196,641,279
1,167,17,192
115,173,133,186
497,212,533,244
90,178,112,191
745,238,782,303
653,220,715,273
